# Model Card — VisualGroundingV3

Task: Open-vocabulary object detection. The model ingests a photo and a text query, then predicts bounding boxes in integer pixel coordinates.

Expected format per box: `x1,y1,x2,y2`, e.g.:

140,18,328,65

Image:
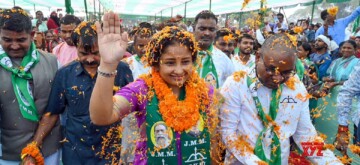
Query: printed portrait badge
151,121,173,149
204,72,217,88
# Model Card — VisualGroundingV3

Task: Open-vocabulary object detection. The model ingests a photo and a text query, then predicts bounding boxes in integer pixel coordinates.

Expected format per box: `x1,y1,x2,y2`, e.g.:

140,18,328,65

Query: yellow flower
293,26,303,34
242,0,251,10
327,6,338,17
285,33,298,47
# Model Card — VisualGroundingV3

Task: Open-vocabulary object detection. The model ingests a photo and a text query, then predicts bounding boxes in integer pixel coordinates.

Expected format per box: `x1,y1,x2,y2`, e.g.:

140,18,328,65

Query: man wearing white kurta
194,10,235,88
232,55,255,72
125,55,150,79
232,34,256,74
220,33,341,165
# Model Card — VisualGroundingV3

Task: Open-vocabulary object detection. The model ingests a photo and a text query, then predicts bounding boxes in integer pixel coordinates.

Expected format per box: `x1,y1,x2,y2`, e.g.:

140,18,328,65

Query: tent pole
84,0,89,20
184,2,187,22
171,7,173,17
310,0,315,24
98,0,101,20
225,14,229,28
13,0,15,6
238,12,242,28
260,0,264,28
161,10,163,22
209,0,212,11
34,4,36,12
93,0,96,20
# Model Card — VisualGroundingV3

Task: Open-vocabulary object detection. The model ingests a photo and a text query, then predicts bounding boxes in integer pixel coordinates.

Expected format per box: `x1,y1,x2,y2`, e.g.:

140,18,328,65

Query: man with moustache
22,22,133,164
52,15,80,66
214,28,236,59
194,10,234,88
220,33,341,165
232,33,255,73
310,35,332,80
154,123,171,148
0,8,61,164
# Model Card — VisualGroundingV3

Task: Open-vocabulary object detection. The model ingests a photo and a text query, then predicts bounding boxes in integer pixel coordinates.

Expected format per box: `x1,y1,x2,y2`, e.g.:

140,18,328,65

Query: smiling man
0,8,61,165
232,33,255,73
194,10,234,88
52,15,80,66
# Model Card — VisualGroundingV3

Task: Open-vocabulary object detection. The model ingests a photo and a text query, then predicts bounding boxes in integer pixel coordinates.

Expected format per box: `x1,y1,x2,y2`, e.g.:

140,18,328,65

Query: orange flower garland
142,69,210,132
21,142,44,165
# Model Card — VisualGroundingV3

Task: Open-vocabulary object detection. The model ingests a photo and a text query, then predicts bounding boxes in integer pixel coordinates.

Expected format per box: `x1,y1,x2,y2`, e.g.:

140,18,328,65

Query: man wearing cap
309,35,332,80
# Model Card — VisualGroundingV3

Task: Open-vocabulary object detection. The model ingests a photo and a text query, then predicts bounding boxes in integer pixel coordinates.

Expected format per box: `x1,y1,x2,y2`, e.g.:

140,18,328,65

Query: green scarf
0,42,40,121
146,88,211,164
295,58,305,81
134,54,142,63
247,77,282,165
197,45,219,88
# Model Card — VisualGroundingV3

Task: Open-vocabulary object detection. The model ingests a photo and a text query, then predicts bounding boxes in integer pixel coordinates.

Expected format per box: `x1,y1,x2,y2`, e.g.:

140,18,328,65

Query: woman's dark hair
341,40,357,50
34,31,46,50
146,26,198,67
71,21,97,52
301,42,312,58
0,8,32,33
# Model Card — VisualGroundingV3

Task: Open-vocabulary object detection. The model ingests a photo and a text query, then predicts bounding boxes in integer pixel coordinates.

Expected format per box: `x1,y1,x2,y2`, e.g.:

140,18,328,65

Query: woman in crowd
90,12,219,164
33,31,46,51
44,30,59,53
297,42,320,120
314,40,360,163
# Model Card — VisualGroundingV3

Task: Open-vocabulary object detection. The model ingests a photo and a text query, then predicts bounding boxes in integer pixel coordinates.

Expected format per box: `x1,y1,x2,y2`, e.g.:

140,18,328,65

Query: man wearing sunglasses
220,33,341,165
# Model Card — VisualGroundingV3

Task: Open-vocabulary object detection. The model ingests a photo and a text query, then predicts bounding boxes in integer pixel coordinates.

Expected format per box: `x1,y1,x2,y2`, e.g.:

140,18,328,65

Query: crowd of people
0,4,360,165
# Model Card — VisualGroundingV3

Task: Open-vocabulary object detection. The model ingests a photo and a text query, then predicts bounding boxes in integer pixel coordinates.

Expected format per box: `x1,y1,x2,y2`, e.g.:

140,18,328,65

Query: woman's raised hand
95,11,128,65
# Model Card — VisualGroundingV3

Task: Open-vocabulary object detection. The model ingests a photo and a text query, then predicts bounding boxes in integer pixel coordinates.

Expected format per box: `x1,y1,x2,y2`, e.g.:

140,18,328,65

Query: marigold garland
21,142,44,165
142,69,210,132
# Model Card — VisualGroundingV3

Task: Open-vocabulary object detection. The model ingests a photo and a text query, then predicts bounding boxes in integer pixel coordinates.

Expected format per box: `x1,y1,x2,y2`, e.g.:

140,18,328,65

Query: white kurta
231,54,255,73
220,73,341,165
200,47,235,87
124,55,150,80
